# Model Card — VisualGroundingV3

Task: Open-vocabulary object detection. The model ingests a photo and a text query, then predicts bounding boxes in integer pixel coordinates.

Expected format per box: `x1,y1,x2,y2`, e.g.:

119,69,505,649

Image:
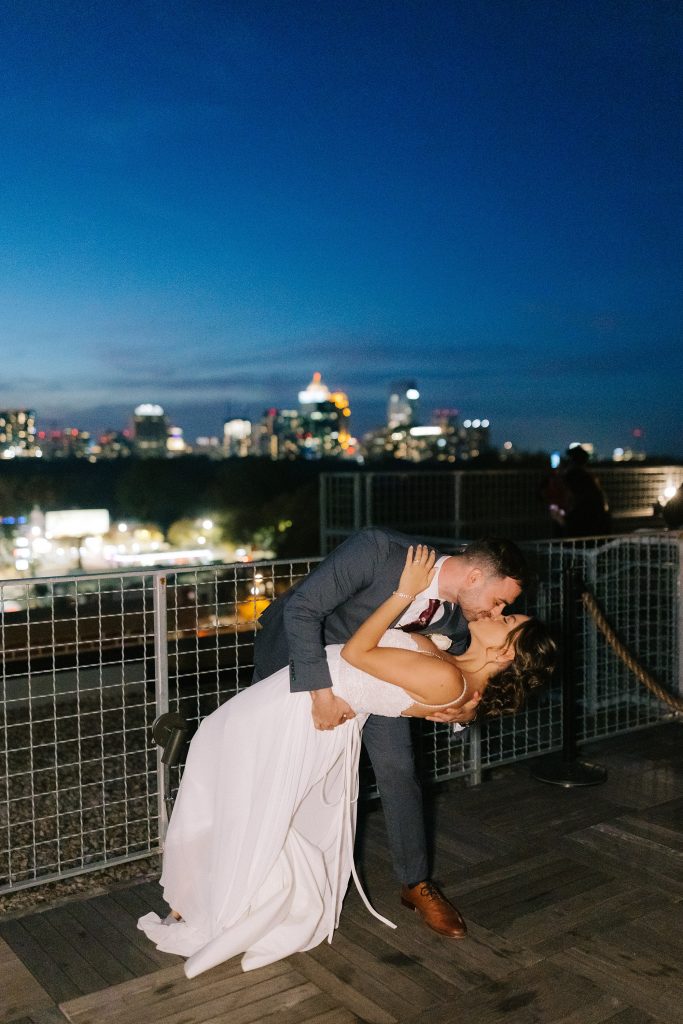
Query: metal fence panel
320,466,683,551
0,572,160,892
1,534,680,895
473,535,680,774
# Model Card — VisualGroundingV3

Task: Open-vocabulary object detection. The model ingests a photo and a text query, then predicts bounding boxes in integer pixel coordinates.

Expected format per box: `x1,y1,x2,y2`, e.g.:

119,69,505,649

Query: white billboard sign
45,509,110,538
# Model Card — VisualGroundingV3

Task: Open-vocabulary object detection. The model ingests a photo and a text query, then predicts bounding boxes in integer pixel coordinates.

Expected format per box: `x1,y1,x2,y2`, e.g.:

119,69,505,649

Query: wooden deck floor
2,721,682,1024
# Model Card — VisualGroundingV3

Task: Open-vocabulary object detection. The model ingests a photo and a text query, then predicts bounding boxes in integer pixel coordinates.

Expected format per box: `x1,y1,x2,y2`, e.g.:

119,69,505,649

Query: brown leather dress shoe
400,880,467,938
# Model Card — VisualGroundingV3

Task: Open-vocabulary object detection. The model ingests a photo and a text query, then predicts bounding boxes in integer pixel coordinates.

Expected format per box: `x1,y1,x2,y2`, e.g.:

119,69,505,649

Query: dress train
138,656,393,975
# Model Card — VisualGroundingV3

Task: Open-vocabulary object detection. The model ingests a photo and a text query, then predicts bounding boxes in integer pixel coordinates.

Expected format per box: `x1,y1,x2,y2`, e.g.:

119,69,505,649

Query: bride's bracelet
392,590,415,600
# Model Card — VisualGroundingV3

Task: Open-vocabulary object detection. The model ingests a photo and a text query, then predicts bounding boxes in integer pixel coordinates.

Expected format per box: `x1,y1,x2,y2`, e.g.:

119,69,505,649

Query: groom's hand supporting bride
425,690,481,724
310,688,356,730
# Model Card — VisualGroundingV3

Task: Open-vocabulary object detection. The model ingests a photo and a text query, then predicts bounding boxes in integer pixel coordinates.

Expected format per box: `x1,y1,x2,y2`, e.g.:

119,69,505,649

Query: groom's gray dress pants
357,713,428,887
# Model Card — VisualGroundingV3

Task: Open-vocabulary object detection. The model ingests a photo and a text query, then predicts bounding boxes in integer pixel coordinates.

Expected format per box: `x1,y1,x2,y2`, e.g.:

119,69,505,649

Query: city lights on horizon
0,371,658,464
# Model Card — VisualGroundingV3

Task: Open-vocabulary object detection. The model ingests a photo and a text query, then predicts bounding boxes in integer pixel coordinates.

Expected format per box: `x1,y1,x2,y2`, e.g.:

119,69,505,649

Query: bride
139,546,555,976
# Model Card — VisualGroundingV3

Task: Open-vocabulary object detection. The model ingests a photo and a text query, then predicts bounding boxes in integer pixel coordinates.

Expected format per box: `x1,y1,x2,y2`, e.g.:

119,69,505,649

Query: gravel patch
1,689,161,904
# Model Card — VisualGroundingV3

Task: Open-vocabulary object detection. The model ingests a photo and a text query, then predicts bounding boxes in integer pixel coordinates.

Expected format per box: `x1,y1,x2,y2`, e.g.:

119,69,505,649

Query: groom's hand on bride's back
310,689,356,730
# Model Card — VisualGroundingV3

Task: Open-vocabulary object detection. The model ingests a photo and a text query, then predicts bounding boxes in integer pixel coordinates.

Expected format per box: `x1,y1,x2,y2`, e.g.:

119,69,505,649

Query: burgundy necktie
401,598,441,633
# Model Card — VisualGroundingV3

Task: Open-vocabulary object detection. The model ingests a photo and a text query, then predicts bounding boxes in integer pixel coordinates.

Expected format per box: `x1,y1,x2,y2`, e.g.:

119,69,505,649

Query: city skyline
1,369,657,461
1,2,681,456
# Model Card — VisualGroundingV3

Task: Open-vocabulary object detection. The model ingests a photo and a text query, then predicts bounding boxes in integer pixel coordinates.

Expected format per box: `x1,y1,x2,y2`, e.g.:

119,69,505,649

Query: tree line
0,456,337,557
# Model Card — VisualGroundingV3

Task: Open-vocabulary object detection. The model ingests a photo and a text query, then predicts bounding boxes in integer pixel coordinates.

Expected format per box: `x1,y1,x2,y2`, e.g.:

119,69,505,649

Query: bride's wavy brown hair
479,619,557,717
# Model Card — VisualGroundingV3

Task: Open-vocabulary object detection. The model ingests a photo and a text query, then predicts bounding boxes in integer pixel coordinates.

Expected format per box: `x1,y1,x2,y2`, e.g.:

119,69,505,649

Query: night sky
1,0,681,456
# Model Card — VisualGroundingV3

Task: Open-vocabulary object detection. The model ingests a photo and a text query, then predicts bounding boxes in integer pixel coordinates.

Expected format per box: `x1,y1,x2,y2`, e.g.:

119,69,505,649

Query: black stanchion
532,567,607,787
153,713,189,766
153,712,190,819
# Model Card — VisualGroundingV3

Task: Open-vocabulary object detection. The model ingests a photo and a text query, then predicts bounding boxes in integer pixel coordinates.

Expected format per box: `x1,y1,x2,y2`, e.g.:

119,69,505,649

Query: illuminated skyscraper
166,425,188,455
298,371,331,409
133,404,169,458
254,373,353,459
460,417,491,458
297,372,352,458
387,381,419,429
363,407,493,463
223,418,252,457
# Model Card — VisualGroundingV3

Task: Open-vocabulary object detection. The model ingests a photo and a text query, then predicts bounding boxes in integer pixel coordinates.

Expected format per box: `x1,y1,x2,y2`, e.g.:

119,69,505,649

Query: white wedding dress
138,630,453,976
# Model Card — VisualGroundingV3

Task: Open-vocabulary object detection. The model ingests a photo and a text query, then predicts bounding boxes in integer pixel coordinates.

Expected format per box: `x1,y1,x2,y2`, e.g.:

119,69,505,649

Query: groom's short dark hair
462,538,529,588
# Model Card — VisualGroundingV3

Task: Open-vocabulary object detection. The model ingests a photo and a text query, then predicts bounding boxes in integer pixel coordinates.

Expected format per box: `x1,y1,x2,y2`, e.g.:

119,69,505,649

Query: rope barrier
580,590,683,713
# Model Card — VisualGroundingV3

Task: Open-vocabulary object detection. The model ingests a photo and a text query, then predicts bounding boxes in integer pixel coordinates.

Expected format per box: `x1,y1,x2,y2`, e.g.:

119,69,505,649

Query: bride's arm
341,546,465,704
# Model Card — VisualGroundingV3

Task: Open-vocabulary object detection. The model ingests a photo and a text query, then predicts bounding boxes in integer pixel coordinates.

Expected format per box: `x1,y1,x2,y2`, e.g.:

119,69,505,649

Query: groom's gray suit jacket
254,527,469,691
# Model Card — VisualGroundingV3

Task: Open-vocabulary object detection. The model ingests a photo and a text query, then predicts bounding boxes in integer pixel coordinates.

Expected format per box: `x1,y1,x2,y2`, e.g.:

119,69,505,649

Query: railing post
319,473,328,555
582,548,600,716
453,472,462,539
153,573,171,842
560,567,581,762
364,473,373,527
677,536,683,699
467,721,482,786
532,566,607,787
353,473,363,530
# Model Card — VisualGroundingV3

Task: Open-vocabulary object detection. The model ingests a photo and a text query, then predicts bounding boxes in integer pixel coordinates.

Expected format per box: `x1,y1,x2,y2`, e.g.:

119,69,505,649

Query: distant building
256,372,354,460
166,425,189,455
296,371,352,458
223,418,252,457
298,372,331,409
133,404,169,458
460,418,491,459
252,408,280,459
37,428,91,459
363,408,493,463
0,409,39,458
367,423,458,463
254,407,305,460
274,409,305,459
431,409,462,460
387,381,419,429
194,436,223,458
93,430,133,460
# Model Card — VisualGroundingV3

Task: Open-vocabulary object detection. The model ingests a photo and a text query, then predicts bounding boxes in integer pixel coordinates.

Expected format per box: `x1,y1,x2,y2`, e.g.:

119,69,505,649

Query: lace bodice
329,629,465,717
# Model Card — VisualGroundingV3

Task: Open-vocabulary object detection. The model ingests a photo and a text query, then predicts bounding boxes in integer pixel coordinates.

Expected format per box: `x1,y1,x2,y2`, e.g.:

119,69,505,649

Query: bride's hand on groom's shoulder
398,545,437,598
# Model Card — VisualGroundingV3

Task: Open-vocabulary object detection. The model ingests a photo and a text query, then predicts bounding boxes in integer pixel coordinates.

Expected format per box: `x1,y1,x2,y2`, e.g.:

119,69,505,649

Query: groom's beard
461,605,493,622
457,586,496,623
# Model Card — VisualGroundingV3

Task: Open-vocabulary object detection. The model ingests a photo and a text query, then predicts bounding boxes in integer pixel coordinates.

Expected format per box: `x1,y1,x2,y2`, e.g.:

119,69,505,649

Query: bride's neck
452,645,493,690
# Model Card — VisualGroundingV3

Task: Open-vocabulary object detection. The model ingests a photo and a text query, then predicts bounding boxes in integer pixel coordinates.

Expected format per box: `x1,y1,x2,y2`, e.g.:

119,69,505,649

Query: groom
253,527,528,938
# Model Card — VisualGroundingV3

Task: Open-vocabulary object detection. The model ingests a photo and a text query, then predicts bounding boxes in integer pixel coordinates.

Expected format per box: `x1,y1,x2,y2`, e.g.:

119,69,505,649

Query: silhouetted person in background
558,446,611,537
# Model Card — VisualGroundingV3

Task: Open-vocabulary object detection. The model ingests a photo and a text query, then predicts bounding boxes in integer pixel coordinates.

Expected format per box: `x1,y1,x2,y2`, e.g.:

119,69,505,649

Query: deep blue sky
1,0,681,456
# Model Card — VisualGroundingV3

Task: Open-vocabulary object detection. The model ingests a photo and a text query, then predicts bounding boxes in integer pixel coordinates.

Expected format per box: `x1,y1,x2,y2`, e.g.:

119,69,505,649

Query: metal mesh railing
473,535,681,776
163,560,319,807
320,466,683,550
0,572,160,891
1,533,680,894
0,560,318,893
